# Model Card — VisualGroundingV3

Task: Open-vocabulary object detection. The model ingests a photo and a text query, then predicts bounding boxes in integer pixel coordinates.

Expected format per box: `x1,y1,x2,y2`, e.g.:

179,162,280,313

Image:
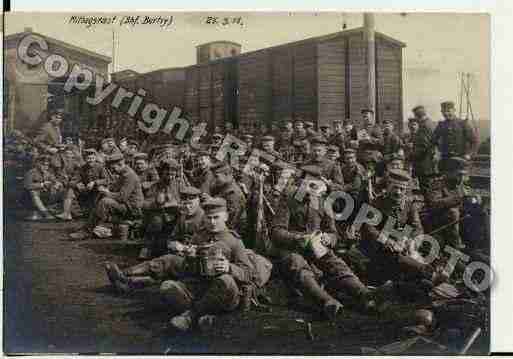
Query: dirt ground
3,210,490,355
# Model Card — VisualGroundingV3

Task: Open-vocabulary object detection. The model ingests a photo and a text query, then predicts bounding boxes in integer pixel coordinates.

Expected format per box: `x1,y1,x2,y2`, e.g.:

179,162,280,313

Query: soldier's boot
124,261,152,276
30,191,54,219
117,224,130,241
55,197,73,221
169,310,195,332
105,262,133,293
335,276,377,313
298,270,343,320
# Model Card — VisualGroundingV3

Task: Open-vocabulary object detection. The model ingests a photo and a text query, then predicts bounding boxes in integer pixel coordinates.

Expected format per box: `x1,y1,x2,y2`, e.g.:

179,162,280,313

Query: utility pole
364,13,376,114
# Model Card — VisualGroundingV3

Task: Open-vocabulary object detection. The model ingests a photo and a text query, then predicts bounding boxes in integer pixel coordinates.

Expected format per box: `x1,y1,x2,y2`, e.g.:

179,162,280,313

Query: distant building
4,27,111,136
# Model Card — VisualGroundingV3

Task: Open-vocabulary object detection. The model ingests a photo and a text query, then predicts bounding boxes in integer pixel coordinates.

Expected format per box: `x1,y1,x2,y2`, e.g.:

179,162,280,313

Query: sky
5,12,490,122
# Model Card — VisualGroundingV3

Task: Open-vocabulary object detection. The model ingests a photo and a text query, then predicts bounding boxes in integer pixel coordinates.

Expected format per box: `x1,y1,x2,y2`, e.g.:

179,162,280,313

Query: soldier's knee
160,280,192,312
211,274,240,310
214,274,239,294
286,253,309,270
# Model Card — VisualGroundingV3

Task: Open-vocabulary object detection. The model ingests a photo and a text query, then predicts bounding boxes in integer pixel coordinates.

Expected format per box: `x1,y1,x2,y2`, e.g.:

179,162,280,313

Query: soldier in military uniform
97,137,122,164
302,136,344,191
71,153,144,240
105,186,205,289
51,145,82,187
272,165,375,319
210,162,247,236
277,123,294,161
124,139,140,169
132,153,159,198
23,155,64,220
381,119,403,161
423,157,470,250
55,149,109,221
357,109,384,162
189,151,215,195
410,106,437,190
160,197,254,331
359,169,446,287
34,109,64,155
304,121,318,139
326,145,341,163
139,160,183,258
329,119,346,152
210,133,224,156
260,135,282,159
344,118,359,148
402,118,419,174
319,124,332,140
433,101,477,173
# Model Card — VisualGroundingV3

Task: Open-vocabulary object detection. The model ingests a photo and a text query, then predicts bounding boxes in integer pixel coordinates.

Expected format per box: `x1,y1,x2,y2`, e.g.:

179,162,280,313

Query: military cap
133,152,148,160
333,119,343,125
382,119,394,125
407,117,418,124
387,169,412,187
37,154,52,163
211,162,232,174
304,121,314,128
242,134,254,140
310,135,328,146
203,197,228,214
212,133,223,140
361,150,380,163
327,145,340,153
128,139,139,147
119,137,128,143
320,124,330,129
388,152,405,161
441,101,456,110
83,148,97,156
49,108,66,118
180,186,201,198
445,156,468,174
196,150,211,158
261,135,275,142
361,108,374,114
159,159,180,170
101,137,115,145
105,152,124,164
300,165,322,178
412,105,425,112
343,148,357,156
295,120,304,125
344,118,353,124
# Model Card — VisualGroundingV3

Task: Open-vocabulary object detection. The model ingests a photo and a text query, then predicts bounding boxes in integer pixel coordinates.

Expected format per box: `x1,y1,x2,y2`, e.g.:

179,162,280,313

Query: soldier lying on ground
24,154,64,220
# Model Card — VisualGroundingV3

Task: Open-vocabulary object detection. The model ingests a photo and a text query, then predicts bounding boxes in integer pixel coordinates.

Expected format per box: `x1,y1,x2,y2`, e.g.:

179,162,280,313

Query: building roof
5,30,112,63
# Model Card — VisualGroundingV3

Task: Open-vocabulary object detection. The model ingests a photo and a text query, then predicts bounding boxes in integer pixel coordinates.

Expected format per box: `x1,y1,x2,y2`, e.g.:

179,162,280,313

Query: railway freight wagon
237,27,405,132
99,27,405,141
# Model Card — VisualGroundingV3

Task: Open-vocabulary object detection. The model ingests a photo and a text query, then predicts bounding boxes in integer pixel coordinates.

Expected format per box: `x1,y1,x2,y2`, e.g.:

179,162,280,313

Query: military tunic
433,118,477,171
211,181,247,235
34,122,62,151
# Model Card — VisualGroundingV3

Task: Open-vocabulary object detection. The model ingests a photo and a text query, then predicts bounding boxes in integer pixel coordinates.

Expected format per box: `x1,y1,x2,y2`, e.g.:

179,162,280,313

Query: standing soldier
326,145,341,163
272,165,376,318
277,122,294,160
210,133,224,156
133,153,159,198
260,135,281,159
303,136,344,191
402,118,419,174
344,118,359,149
423,157,470,250
433,101,477,173
357,109,384,161
304,121,318,139
319,124,332,140
210,162,247,236
379,119,403,177
329,119,346,152
55,149,109,221
24,155,64,220
411,106,437,190
34,109,65,155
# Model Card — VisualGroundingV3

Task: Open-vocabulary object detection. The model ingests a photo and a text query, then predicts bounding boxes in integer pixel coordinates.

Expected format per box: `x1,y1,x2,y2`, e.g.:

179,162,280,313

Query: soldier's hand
183,245,197,257
48,147,58,154
86,181,95,190
142,181,151,189
77,182,86,191
168,241,185,253
213,258,230,274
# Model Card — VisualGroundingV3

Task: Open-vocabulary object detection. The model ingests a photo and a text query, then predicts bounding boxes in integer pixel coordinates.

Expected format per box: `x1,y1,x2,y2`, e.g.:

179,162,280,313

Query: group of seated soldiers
16,100,484,332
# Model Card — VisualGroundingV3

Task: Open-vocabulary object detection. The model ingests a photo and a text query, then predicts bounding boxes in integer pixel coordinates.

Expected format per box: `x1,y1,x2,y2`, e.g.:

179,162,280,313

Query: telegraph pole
364,13,376,113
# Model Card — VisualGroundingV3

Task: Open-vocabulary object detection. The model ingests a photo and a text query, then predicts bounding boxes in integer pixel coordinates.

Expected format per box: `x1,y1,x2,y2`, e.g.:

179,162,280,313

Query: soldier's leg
141,213,165,258
444,207,464,249
278,253,339,308
27,190,54,219
160,280,195,313
56,188,75,220
194,274,240,316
